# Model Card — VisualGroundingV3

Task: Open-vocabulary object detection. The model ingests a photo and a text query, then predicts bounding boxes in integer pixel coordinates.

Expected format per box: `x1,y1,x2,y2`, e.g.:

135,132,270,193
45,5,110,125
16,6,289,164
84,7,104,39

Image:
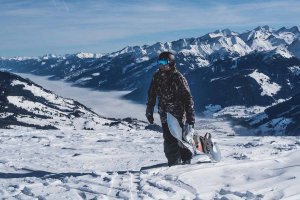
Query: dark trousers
161,123,192,165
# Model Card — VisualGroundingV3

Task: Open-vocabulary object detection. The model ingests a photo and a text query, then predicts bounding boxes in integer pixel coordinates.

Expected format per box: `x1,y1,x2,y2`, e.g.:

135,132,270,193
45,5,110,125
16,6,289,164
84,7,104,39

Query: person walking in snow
146,51,195,166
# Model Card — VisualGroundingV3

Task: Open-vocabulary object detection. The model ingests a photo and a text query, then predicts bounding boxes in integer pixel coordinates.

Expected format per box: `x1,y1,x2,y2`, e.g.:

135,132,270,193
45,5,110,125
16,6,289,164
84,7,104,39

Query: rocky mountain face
0,25,300,116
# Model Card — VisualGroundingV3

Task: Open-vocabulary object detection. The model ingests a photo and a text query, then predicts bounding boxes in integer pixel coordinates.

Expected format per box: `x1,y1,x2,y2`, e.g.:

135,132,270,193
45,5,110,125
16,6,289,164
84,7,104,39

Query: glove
145,112,154,124
183,124,195,143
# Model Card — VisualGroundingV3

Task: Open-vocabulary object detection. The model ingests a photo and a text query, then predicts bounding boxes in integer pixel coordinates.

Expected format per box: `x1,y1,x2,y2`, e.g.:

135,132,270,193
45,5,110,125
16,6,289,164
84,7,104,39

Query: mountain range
1,25,300,134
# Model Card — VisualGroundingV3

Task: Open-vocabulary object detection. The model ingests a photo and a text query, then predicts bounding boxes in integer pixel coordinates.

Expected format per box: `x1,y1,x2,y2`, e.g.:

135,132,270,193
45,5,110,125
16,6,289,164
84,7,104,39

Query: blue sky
0,0,300,57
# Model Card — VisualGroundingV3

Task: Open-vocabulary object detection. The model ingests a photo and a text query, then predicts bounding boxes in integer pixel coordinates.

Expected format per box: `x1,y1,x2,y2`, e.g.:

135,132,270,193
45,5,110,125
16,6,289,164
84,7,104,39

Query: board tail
210,143,221,162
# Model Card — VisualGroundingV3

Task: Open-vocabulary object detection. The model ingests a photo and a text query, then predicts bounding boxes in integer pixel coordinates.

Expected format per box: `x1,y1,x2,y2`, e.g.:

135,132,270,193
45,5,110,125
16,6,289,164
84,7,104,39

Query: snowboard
166,112,221,162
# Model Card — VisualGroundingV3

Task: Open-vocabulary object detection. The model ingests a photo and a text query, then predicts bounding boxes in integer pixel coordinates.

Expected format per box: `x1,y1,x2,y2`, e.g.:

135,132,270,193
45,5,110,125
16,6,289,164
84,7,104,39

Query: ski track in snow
0,117,299,199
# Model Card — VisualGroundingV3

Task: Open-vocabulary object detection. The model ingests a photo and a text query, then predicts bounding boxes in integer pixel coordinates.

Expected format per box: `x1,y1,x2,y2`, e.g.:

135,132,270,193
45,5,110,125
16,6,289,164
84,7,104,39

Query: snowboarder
146,51,195,166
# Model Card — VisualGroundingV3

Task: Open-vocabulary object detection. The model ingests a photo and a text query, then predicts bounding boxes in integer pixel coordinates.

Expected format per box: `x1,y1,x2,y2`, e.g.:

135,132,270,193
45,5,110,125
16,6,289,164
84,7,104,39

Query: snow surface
6,95,96,130
274,46,293,58
248,70,281,97
0,112,14,119
0,118,299,199
76,53,102,59
92,72,100,76
264,46,293,59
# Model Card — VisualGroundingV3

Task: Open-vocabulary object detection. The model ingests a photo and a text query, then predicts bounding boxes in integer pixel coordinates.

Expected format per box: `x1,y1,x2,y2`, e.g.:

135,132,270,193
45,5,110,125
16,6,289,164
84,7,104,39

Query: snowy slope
0,117,299,199
0,71,147,130
14,72,154,122
248,70,281,97
245,93,300,136
210,93,300,136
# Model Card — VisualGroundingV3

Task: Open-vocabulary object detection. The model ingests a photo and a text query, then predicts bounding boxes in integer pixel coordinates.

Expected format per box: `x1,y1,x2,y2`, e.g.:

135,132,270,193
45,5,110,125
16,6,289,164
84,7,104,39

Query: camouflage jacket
146,69,195,125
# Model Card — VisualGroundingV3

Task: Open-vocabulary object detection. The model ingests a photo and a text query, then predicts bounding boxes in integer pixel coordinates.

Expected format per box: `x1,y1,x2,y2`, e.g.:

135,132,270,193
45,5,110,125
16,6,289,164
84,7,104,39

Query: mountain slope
0,71,149,130
244,93,300,136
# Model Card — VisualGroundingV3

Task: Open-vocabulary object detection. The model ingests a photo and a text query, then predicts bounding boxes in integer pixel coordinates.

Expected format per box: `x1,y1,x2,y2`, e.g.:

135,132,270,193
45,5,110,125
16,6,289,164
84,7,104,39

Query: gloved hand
183,124,195,143
145,112,154,124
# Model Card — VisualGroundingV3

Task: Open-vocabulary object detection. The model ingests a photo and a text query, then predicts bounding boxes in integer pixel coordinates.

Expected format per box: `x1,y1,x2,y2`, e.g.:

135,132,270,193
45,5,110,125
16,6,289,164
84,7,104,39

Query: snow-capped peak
251,27,272,40
254,25,272,32
274,46,293,58
42,54,58,60
0,56,37,61
109,46,136,57
264,46,293,59
288,38,300,59
287,26,300,34
8,56,38,61
221,28,238,37
76,52,102,59
207,29,237,38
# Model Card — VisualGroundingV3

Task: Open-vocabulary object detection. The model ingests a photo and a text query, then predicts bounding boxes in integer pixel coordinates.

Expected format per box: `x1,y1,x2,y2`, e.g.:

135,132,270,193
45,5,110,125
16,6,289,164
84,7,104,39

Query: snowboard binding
193,133,213,154
183,125,221,162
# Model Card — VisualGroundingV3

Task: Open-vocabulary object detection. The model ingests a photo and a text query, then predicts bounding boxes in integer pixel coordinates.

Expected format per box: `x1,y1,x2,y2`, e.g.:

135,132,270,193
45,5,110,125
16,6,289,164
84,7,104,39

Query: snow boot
181,159,191,165
168,158,182,167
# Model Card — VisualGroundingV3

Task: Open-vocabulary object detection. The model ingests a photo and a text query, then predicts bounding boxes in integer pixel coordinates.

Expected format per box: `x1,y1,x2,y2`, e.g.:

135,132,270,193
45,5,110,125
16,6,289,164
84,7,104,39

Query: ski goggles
157,59,169,65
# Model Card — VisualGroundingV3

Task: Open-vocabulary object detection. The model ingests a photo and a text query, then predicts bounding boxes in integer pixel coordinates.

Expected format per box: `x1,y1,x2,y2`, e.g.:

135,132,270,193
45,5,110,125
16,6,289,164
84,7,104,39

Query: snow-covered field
0,117,299,199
